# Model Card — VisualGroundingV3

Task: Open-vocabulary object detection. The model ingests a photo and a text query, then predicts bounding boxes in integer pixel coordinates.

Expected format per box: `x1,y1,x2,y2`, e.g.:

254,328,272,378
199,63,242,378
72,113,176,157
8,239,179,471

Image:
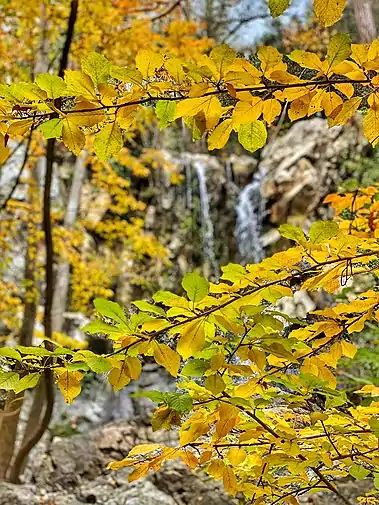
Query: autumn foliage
1,0,379,504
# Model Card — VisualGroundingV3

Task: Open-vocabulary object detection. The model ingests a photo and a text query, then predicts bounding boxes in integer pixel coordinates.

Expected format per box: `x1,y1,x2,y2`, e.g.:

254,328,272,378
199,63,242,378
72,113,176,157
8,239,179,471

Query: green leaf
93,122,123,161
238,120,267,153
0,372,20,390
164,392,193,414
86,356,112,373
53,347,76,356
38,119,63,139
210,44,236,74
82,319,126,338
81,52,110,87
374,475,379,490
110,65,143,86
14,372,40,393
268,0,291,17
93,298,127,326
308,221,339,244
326,33,351,68
182,272,209,302
0,347,21,361
131,390,165,403
156,100,176,129
181,359,210,377
35,74,67,99
278,223,307,244
66,362,90,372
369,417,379,437
184,116,205,141
17,346,52,356
349,464,370,480
132,300,166,316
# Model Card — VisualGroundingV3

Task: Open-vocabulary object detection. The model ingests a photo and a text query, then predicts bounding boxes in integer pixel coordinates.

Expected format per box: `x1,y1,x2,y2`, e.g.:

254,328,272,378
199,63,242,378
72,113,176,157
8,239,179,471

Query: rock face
2,421,235,505
261,118,362,224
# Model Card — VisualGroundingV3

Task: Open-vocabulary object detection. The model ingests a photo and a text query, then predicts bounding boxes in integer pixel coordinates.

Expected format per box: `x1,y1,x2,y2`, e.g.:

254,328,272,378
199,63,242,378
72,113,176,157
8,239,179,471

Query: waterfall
236,168,266,264
193,159,218,275
184,159,192,209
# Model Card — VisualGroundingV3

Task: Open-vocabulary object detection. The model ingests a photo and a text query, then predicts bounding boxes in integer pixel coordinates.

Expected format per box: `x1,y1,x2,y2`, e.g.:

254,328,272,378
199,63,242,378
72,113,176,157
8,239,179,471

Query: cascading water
235,167,266,264
184,159,192,209
193,159,218,276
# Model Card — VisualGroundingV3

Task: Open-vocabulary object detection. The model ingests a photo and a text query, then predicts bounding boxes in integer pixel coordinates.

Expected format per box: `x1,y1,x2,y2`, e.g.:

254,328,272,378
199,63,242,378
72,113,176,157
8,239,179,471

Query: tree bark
352,0,377,42
51,152,87,333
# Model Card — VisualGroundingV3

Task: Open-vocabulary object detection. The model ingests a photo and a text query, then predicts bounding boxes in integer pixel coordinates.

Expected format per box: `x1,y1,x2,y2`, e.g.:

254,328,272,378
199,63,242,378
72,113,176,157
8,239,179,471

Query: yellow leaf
180,450,198,469
223,466,238,496
314,0,346,27
124,356,142,379
227,447,246,466
174,96,212,120
62,119,85,155
333,83,354,98
128,463,150,482
69,101,106,127
136,50,163,80
288,94,311,121
208,459,226,478
153,341,180,377
321,92,343,117
341,340,357,358
268,0,290,17
204,374,226,394
93,122,123,160
7,119,33,137
180,413,210,445
176,319,206,359
262,98,281,124
108,366,130,392
234,378,258,398
232,98,263,126
248,349,266,371
289,50,326,72
55,368,83,404
208,119,233,150
216,403,239,438
165,58,185,84
129,444,161,456
356,384,379,396
258,46,282,74
364,107,379,147
329,97,361,126
64,70,97,100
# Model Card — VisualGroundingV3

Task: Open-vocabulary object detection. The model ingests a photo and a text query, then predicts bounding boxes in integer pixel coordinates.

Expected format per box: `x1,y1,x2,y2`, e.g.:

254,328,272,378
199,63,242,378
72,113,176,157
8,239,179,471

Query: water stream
193,159,218,276
235,168,266,264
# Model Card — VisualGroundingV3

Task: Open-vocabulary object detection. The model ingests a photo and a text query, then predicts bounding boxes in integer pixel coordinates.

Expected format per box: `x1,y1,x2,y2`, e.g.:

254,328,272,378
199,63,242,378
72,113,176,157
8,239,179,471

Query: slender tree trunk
7,1,79,483
51,152,87,333
352,0,377,42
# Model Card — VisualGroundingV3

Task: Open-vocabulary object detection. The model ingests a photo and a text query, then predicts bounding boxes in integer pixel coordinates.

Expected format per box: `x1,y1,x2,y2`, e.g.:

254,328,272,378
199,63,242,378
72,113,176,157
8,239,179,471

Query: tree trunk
51,151,87,333
352,0,377,42
0,392,24,481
